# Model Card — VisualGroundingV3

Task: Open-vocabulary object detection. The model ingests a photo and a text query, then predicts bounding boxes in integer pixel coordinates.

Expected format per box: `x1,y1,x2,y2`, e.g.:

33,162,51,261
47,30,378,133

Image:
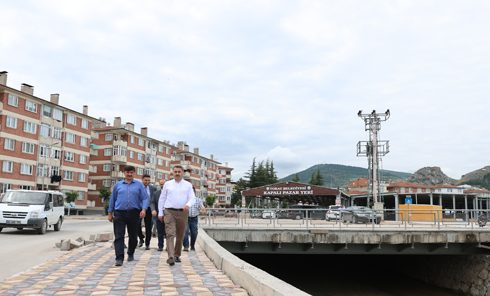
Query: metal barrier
199,208,490,230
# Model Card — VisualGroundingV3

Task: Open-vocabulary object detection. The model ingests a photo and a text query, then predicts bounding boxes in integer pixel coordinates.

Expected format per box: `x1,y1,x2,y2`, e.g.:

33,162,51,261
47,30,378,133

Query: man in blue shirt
107,165,149,266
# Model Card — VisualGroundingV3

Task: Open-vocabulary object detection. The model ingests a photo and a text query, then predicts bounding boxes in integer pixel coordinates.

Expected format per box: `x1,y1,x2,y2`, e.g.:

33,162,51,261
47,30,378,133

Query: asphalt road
0,217,112,281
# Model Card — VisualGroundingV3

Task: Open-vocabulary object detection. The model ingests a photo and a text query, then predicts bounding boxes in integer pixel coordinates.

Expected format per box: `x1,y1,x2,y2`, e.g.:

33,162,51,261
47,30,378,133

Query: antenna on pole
356,109,390,209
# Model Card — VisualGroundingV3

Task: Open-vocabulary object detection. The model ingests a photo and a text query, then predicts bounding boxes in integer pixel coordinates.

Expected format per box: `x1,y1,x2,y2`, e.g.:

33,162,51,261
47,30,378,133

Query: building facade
1,72,234,209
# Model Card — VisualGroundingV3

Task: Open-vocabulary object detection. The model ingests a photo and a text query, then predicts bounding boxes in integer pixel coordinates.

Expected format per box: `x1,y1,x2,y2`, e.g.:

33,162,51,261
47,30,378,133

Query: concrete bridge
200,209,490,255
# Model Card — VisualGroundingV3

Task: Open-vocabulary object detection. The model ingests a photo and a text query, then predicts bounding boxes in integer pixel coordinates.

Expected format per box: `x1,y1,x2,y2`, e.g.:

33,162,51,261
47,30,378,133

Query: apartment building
216,164,233,205
170,141,221,201
88,117,174,207
1,72,235,209
0,71,103,208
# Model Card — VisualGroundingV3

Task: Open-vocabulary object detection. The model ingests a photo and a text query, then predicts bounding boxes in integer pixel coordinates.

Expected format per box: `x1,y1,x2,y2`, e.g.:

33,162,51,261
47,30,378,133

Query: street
0,217,112,281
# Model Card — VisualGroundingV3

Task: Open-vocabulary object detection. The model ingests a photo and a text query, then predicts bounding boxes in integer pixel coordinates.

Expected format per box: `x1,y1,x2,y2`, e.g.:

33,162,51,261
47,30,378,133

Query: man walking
151,179,166,251
183,186,204,251
107,165,149,266
140,174,156,250
158,165,195,266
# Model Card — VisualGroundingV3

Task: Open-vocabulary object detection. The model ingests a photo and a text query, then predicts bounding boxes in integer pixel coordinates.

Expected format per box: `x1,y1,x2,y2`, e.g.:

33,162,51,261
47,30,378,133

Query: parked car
262,210,277,219
0,190,65,234
326,205,343,221
341,206,382,224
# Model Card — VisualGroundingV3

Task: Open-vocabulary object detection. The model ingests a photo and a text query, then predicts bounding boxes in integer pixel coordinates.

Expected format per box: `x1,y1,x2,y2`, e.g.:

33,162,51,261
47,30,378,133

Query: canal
237,254,464,296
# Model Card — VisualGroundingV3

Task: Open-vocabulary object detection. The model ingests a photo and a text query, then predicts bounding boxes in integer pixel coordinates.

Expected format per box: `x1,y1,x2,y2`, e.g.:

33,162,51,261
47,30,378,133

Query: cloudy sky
1,1,489,180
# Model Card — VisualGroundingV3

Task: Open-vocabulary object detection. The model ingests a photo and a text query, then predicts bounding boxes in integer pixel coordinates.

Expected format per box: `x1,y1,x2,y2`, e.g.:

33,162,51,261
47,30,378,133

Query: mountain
407,167,456,185
458,166,490,190
280,164,411,188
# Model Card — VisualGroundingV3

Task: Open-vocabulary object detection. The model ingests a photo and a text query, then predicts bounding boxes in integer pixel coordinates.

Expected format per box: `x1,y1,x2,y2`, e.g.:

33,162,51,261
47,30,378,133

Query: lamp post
41,141,60,190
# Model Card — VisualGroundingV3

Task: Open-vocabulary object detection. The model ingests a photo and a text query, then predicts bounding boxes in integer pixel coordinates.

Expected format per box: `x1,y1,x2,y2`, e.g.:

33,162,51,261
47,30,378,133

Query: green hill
280,164,412,188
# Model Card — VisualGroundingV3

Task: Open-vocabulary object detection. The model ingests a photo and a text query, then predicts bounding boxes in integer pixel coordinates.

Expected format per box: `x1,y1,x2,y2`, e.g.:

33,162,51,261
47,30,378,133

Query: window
81,119,88,129
37,164,48,177
1,183,12,193
19,185,32,190
63,170,73,181
104,148,111,156
53,108,63,121
4,138,15,150
78,173,86,182
25,101,37,112
20,163,33,175
52,149,61,159
137,153,144,161
138,138,144,146
79,154,87,164
105,134,113,141
22,142,35,154
64,151,75,162
2,161,13,173
158,145,163,153
77,191,84,200
42,105,52,117
102,179,112,187
50,166,60,176
137,167,144,175
129,151,134,158
158,158,163,166
39,145,48,158
52,127,62,139
103,164,111,171
40,124,50,137
23,121,37,134
67,114,76,125
80,137,88,147
6,116,17,128
7,94,18,106
65,132,76,144
130,135,134,144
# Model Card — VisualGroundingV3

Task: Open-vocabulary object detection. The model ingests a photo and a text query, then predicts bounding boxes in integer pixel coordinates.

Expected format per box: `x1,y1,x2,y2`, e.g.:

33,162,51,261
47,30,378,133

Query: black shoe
167,257,175,266
128,255,134,262
175,256,181,263
145,245,150,250
138,241,144,248
115,260,123,266
157,247,163,252
183,247,189,252
190,247,195,251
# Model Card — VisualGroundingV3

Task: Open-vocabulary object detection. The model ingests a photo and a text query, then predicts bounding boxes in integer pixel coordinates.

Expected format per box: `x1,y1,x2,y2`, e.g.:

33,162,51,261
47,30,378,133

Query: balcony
88,183,96,190
113,139,127,147
111,171,124,178
112,155,127,163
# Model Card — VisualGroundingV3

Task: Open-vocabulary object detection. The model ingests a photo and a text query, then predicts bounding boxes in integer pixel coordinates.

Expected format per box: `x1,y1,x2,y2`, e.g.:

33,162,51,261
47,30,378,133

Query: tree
99,187,111,214
205,194,217,207
65,192,78,204
309,168,324,186
292,174,301,182
231,178,248,206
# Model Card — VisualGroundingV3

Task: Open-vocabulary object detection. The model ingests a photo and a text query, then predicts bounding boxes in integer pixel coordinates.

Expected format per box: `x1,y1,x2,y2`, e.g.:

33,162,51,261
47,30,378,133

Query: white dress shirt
158,179,196,216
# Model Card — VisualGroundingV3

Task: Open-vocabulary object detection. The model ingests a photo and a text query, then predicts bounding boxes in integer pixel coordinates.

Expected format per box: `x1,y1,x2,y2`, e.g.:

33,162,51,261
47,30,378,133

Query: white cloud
1,0,489,181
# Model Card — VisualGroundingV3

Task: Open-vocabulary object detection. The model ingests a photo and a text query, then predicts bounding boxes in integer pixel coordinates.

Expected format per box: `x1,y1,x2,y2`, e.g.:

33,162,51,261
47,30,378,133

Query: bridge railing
199,208,490,230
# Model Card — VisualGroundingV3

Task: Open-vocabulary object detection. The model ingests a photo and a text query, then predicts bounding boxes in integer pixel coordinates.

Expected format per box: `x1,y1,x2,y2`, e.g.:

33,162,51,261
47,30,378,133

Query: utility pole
357,109,390,210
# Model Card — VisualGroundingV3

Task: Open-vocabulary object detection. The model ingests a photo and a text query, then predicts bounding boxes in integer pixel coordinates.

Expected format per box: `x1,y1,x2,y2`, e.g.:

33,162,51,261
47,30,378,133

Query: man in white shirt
158,165,196,266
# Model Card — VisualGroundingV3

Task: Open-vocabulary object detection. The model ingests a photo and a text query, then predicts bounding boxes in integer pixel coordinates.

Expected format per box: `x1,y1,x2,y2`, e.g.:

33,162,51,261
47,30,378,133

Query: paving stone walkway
0,241,248,296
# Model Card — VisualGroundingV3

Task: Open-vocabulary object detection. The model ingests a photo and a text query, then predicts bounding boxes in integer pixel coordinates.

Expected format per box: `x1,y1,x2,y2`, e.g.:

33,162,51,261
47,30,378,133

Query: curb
198,227,311,296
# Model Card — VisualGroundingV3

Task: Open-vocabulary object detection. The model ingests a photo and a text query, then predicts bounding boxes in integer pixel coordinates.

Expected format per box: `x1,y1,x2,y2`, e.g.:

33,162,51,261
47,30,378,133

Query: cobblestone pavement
0,241,248,296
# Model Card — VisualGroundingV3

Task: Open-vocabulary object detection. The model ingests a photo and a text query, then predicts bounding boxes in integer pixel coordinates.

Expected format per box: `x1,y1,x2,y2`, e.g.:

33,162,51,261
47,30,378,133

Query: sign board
263,185,313,196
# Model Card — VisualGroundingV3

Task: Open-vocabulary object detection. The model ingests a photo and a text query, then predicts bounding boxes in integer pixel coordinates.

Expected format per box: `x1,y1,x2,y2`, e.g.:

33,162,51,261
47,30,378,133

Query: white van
0,190,65,234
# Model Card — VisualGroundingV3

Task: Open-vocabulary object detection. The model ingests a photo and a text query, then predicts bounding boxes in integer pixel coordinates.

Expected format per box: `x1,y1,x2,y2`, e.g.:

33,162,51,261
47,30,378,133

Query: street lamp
41,141,60,190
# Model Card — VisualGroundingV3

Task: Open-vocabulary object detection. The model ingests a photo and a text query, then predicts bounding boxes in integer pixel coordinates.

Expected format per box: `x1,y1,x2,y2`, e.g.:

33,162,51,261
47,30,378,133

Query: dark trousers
183,216,198,249
138,208,153,246
153,216,166,249
113,209,140,261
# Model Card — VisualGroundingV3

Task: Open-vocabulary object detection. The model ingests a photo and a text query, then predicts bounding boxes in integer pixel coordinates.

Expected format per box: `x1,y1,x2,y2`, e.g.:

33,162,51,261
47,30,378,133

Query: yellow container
398,204,442,222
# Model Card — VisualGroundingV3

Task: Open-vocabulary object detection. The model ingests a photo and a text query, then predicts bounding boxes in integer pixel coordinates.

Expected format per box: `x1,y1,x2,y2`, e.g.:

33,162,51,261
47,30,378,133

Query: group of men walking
107,165,204,267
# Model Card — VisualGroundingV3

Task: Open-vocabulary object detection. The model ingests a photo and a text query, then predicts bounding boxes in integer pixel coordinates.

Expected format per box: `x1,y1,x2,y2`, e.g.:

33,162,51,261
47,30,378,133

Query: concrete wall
197,228,311,296
402,255,490,296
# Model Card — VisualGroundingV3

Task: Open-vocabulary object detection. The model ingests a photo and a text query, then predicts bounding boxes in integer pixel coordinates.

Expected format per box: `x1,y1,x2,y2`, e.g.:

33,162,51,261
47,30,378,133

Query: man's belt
166,208,183,211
